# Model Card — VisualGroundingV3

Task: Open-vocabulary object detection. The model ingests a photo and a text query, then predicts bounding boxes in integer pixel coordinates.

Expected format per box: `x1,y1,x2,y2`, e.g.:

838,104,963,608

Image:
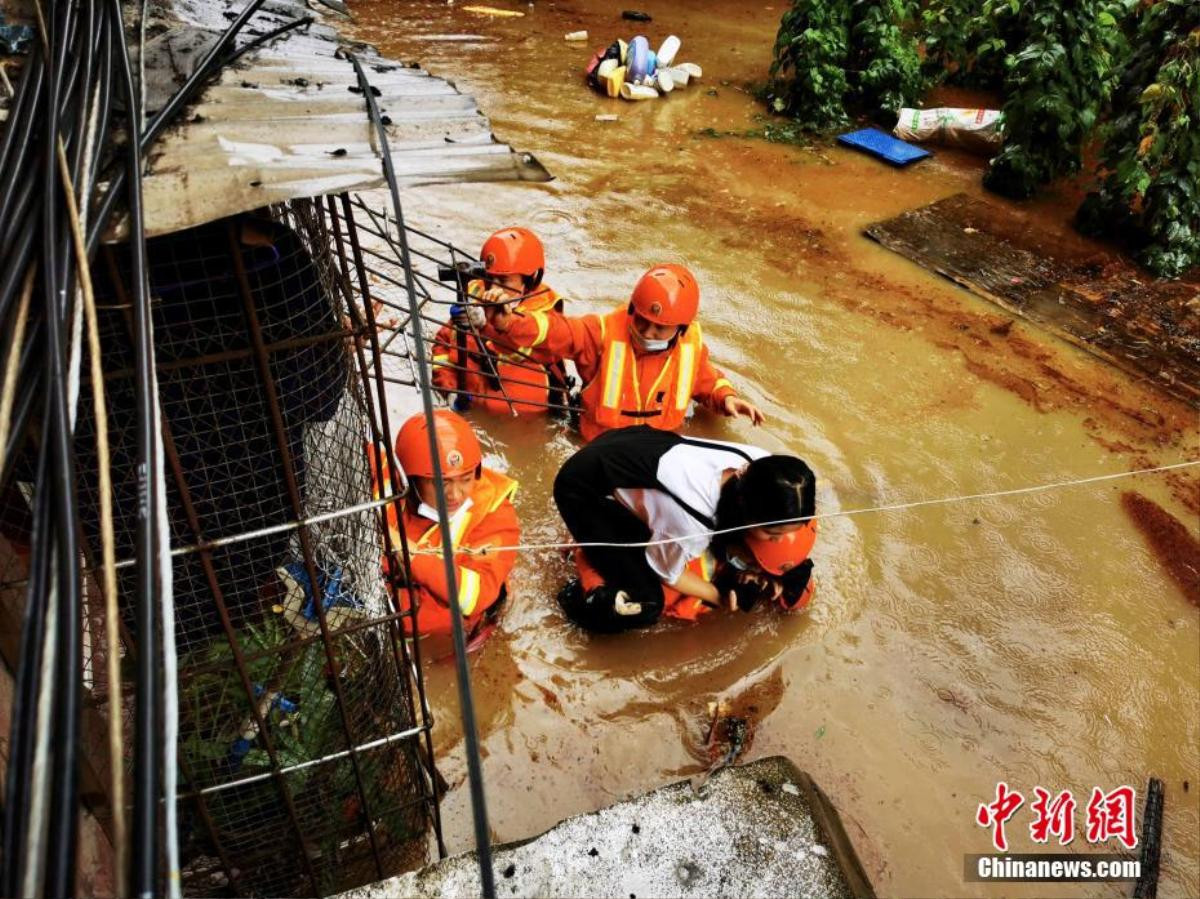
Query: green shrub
921,0,1010,88
768,0,853,129
1078,0,1200,277
767,0,925,130
982,0,1133,199
850,0,926,114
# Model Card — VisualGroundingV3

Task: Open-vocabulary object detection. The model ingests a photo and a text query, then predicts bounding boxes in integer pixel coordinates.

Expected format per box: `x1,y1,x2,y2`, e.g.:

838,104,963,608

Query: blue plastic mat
837,128,931,166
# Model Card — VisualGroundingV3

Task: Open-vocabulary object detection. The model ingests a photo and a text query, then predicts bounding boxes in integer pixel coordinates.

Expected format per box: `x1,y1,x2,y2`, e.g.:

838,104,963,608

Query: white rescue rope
427,459,1199,556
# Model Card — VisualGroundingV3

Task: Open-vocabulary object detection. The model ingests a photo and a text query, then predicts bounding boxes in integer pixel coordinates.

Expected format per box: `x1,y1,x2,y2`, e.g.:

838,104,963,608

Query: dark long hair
711,455,816,561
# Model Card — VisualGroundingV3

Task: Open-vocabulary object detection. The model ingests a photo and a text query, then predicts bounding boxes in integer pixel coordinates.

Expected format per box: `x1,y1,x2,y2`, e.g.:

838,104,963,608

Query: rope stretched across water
419,459,1199,556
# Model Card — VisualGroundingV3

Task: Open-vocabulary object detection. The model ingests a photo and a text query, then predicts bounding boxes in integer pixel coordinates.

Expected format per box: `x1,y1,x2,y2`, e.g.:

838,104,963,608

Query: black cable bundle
0,0,296,892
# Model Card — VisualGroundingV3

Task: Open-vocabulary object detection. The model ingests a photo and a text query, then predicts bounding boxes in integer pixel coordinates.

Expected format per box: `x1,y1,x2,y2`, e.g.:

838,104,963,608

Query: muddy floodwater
347,2,1199,895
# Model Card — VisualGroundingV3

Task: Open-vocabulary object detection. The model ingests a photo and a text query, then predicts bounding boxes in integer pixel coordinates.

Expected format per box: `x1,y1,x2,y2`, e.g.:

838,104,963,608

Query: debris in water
936,687,970,712
782,782,800,796
566,30,589,41
894,107,1003,154
814,724,826,739
811,844,829,858
692,701,751,793
535,682,562,712
463,5,525,16
595,113,619,122
622,10,652,21
837,127,932,167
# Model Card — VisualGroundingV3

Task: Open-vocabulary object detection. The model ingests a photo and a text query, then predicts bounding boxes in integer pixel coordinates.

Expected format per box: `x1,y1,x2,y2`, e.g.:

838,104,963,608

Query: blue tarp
837,128,931,167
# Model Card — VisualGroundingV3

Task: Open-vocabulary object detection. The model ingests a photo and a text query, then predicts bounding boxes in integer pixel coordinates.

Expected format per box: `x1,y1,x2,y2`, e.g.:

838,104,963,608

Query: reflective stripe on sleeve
458,567,482,616
530,311,550,347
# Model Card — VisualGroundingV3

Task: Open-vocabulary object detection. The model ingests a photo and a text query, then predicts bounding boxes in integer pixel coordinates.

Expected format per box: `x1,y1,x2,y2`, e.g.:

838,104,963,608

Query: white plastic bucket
620,82,658,101
667,66,690,87
657,35,681,69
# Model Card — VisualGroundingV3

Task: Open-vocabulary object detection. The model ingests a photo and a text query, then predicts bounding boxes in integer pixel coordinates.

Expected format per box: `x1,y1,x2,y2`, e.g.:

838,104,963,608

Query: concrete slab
339,756,874,899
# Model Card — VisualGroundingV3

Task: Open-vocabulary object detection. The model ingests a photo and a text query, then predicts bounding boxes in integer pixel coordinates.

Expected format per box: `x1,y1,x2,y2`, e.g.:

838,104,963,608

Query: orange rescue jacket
484,304,738,441
579,307,705,440
369,447,519,635
431,282,563,415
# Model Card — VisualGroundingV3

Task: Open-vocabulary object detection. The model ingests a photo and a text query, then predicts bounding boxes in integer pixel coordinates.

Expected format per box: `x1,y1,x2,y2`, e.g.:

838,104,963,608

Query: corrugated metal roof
135,0,550,238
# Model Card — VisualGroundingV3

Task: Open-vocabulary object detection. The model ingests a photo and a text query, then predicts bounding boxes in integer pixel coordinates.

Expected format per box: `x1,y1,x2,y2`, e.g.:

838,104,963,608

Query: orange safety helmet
480,227,545,281
746,520,817,575
629,263,700,327
394,410,482,480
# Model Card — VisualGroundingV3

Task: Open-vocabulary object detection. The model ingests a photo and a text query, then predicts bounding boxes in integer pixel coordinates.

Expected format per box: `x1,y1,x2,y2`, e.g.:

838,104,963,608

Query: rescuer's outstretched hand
723,395,765,425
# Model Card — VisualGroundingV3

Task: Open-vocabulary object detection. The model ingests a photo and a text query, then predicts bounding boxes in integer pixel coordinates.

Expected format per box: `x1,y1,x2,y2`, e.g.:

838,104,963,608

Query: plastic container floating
582,33,699,102
620,82,658,101
565,30,589,41
627,36,650,81
657,35,680,69
604,65,626,97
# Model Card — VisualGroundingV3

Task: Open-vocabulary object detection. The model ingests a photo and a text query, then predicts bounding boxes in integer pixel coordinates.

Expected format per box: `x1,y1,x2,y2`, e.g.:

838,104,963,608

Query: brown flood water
348,2,1199,895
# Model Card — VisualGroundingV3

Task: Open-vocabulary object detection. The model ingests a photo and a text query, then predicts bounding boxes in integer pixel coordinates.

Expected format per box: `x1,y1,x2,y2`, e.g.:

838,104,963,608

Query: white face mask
416,497,472,523
632,329,673,353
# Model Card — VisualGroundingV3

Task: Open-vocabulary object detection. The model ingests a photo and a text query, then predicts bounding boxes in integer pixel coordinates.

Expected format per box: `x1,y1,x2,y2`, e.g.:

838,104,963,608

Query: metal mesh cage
0,188,521,896
58,197,435,896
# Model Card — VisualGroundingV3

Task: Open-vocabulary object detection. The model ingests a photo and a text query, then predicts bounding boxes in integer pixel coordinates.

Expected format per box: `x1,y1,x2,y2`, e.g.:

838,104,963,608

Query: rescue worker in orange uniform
431,228,568,415
463,263,764,442
370,410,519,638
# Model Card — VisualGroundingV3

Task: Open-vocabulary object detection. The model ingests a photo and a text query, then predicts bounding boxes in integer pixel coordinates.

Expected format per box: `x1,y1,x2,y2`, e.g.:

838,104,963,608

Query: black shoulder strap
657,483,716,530
676,435,757,463
654,437,758,529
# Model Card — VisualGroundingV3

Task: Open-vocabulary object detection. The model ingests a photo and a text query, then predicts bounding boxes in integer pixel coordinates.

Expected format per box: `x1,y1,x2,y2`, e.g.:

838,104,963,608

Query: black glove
713,566,779,612
778,559,814,610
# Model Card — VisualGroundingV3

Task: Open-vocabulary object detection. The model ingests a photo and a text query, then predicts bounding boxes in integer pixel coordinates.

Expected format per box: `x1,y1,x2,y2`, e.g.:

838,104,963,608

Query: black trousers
553,450,665,632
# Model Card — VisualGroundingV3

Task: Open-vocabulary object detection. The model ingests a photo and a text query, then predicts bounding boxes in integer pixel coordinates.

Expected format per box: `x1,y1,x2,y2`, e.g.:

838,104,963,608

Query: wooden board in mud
865,193,1200,407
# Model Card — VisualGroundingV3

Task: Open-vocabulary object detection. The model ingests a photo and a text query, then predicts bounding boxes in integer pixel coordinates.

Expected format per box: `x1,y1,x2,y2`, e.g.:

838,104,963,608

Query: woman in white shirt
553,425,816,632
